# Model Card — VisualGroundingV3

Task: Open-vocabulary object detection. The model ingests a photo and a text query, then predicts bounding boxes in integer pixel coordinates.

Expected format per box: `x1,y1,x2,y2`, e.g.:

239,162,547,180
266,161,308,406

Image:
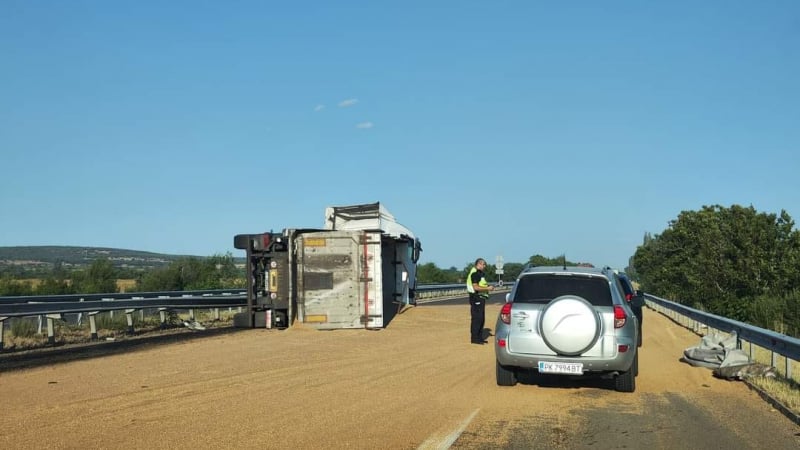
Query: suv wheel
637,322,643,347
615,353,637,392
496,360,517,386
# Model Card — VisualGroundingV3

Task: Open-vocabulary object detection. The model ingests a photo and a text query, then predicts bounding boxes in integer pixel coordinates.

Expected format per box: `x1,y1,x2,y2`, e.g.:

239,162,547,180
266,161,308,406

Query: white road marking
417,408,480,450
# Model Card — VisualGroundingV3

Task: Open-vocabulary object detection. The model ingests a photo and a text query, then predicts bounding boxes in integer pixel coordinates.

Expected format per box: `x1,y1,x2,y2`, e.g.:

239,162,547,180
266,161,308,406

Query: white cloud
314,104,325,112
338,98,359,107
356,121,374,129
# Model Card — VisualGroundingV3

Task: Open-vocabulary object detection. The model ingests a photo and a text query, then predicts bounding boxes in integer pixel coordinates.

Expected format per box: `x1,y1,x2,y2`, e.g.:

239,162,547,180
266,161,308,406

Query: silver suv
494,265,639,392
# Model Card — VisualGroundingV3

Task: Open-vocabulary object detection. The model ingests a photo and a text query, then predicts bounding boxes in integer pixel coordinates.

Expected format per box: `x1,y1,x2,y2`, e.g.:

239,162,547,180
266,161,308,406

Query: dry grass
116,279,137,292
743,342,800,417
9,278,137,292
1,310,236,352
746,343,800,383
747,376,800,416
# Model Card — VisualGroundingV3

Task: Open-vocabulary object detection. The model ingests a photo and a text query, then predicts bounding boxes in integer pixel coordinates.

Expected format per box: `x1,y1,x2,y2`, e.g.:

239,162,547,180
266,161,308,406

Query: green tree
35,260,75,295
0,275,34,296
442,266,462,283
72,258,119,294
36,277,74,295
783,290,800,337
527,254,587,267
501,262,524,282
633,205,800,325
417,262,450,283
135,253,241,292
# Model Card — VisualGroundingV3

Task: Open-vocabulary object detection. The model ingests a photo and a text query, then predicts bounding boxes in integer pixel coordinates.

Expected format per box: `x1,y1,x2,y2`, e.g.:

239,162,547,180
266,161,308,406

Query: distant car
615,271,644,347
494,265,639,392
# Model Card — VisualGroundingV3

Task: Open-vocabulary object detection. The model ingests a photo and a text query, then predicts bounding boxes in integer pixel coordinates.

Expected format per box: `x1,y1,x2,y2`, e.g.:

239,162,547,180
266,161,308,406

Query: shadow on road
514,369,618,392
0,326,247,373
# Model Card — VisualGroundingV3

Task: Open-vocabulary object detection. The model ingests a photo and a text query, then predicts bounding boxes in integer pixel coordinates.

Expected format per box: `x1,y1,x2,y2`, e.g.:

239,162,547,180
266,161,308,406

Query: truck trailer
232,203,422,330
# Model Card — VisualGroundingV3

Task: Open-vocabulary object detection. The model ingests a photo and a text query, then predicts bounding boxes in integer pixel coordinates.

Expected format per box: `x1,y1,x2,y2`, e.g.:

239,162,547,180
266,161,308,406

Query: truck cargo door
297,231,383,329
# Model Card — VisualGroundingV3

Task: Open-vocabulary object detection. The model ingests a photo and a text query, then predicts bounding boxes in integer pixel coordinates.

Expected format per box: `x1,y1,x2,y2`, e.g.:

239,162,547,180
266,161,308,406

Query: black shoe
471,340,484,345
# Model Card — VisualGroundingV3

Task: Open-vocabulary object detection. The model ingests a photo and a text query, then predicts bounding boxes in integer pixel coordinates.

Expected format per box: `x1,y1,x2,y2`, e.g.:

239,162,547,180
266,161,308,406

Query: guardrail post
77,298,85,326
0,317,6,350
213,308,220,321
159,309,168,329
88,312,99,341
46,314,61,345
125,309,136,335
189,309,196,321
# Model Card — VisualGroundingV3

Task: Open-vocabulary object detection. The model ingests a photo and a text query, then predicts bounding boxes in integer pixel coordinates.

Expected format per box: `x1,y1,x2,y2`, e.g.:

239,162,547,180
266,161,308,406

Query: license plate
538,361,583,375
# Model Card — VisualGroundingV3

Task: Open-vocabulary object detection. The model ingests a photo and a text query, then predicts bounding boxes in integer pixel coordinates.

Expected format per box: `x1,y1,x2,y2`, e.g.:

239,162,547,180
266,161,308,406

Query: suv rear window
512,274,613,306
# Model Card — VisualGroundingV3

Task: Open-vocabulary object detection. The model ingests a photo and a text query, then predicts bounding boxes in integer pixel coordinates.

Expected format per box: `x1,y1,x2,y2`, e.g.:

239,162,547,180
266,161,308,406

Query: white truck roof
323,202,416,240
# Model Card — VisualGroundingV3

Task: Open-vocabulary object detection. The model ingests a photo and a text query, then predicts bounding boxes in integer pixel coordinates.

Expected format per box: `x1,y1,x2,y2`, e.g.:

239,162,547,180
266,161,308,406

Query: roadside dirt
0,304,796,449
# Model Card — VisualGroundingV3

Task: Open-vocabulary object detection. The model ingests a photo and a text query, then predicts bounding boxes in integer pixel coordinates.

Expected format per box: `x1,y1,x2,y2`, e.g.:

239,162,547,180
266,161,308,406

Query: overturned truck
233,203,422,330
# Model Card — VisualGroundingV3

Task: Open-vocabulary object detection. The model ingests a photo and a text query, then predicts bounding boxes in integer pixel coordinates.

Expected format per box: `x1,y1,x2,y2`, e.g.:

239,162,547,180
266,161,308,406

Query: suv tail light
500,303,512,324
613,305,627,328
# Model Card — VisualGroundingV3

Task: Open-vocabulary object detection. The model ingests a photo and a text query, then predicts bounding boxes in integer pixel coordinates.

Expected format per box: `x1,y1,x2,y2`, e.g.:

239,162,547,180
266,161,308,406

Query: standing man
466,258,494,345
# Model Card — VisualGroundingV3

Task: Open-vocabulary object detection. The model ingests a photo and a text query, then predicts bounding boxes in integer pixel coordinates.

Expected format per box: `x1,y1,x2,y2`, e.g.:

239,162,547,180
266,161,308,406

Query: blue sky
2,1,798,270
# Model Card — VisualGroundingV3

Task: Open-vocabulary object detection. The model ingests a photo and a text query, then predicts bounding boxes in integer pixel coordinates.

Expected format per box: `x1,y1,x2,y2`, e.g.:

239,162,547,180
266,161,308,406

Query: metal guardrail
416,283,466,300
0,284,504,350
0,296,248,316
0,289,247,305
0,285,475,316
415,282,509,302
0,290,251,349
644,293,800,379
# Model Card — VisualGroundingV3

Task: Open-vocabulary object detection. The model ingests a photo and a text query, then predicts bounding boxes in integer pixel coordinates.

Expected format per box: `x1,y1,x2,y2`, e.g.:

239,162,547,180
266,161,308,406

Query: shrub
96,312,138,332
11,318,37,338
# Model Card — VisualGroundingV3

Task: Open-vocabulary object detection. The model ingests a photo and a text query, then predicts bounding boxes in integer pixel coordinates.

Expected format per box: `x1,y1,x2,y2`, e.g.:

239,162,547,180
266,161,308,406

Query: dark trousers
469,293,486,342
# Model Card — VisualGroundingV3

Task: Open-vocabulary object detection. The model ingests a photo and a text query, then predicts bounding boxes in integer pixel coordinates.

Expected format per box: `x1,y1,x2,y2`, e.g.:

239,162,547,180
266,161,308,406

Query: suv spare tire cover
540,295,601,356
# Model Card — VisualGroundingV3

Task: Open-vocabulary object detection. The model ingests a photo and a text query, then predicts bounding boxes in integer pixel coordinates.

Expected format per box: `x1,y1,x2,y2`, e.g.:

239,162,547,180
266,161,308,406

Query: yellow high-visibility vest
466,267,489,296
466,267,477,293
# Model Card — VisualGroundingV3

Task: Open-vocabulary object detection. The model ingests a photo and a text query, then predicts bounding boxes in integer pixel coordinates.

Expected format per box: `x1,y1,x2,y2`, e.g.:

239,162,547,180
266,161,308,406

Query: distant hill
0,246,216,273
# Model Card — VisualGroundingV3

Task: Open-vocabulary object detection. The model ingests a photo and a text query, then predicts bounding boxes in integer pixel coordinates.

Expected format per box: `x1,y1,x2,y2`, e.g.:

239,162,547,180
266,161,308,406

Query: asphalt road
1,296,798,449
